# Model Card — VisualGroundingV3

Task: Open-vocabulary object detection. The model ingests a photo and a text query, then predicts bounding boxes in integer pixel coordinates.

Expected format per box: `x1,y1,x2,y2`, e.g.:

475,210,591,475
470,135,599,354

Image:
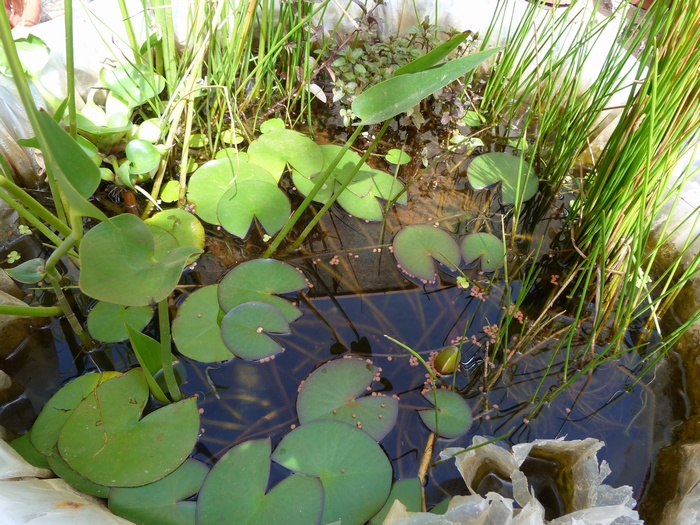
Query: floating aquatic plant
467,152,539,204
460,232,506,273
418,388,472,439
392,225,461,282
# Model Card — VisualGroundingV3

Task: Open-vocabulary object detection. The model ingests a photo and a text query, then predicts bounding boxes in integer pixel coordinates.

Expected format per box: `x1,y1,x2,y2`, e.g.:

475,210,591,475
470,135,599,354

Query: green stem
117,0,142,65
262,124,366,257
0,176,71,237
64,0,77,138
46,268,93,348
158,298,181,401
289,119,391,251
0,304,64,316
150,0,177,98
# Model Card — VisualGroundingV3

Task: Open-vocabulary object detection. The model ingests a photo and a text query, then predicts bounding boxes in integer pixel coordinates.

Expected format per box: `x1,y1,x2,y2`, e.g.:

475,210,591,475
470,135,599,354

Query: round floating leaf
160,180,179,203
197,439,323,525
460,233,505,272
87,301,154,343
186,158,276,225
392,226,461,282
272,420,392,525
467,152,539,204
126,139,161,175
247,128,324,181
172,285,232,363
217,259,306,322
58,369,200,487
110,459,209,525
220,301,291,360
259,118,285,133
102,63,165,107
79,213,201,306
297,358,398,441
48,451,110,498
385,149,411,165
5,258,45,284
418,389,472,439
217,179,291,238
145,208,205,256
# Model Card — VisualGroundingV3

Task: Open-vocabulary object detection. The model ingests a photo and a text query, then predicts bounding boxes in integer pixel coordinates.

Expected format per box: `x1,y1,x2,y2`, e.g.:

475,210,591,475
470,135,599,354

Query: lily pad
247,128,324,181
186,158,277,225
392,226,461,282
47,451,110,498
217,179,291,238
271,420,392,525
369,478,422,525
79,213,201,306
197,439,323,525
220,301,291,360
109,459,209,525
145,208,205,256
385,149,411,165
217,259,306,322
172,285,232,363
57,369,200,487
87,301,154,343
297,358,398,441
467,152,539,204
460,233,505,272
418,388,472,439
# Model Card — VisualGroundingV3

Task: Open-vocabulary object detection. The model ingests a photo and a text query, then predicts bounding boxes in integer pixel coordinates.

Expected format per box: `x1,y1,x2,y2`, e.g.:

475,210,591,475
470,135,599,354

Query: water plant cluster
1,0,700,522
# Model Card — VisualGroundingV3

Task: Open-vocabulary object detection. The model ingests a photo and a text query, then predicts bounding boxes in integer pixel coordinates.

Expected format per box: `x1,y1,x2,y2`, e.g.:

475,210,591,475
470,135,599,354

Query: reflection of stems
46,268,93,348
0,304,63,316
158,298,181,402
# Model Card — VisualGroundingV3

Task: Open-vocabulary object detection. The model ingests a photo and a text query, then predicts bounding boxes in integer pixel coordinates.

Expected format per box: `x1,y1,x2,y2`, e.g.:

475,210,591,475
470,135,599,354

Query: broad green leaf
109,459,209,525
126,139,161,175
9,35,50,77
217,259,306,322
160,180,180,203
217,179,291,238
30,373,115,455
297,358,398,441
392,226,461,282
467,152,539,204
9,433,50,470
197,439,323,525
186,158,276,225
259,118,285,133
220,301,291,360
172,285,233,363
385,148,411,165
48,451,110,498
145,208,205,258
272,420,392,525
418,388,472,439
247,128,324,181
369,478,422,525
5,258,45,284
460,233,505,272
58,369,199,487
352,47,501,125
87,301,153,343
126,325,170,404
102,63,165,107
79,213,201,306
393,32,472,76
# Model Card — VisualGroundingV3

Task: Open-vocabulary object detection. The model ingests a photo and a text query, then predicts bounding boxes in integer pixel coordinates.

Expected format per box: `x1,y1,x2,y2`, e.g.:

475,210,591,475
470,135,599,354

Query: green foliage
87,301,154,343
220,301,292,360
461,233,506,273
418,389,473,439
467,152,539,205
392,225,461,282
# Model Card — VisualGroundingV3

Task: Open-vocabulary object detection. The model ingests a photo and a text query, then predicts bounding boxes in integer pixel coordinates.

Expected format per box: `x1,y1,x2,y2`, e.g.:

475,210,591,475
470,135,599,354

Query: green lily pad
392,226,461,282
272,420,392,525
186,158,277,225
460,233,505,272
79,213,201,306
160,180,180,203
467,152,539,204
87,301,154,343
385,149,411,165
217,259,306,322
220,301,291,360
297,358,398,441
126,139,161,175
172,285,233,363
48,450,110,498
109,459,209,525
369,478,422,525
145,208,205,257
247,128,324,182
197,439,323,525
418,388,472,439
57,369,199,487
101,63,165,107
125,326,172,404
5,258,45,284
259,118,285,133
9,433,50,470
217,179,291,238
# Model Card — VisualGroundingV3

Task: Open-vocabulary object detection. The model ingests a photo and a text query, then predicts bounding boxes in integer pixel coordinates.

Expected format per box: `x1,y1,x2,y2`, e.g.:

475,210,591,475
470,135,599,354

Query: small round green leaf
109,459,209,525
217,259,306,322
126,139,161,175
102,64,165,107
172,285,232,363
297,358,398,441
87,301,154,343
418,389,472,439
220,302,291,361
217,179,291,238
271,420,392,525
247,128,324,181
197,439,323,525
385,149,411,165
58,369,200,487
460,233,506,273
392,226,461,282
467,152,539,204
145,208,205,254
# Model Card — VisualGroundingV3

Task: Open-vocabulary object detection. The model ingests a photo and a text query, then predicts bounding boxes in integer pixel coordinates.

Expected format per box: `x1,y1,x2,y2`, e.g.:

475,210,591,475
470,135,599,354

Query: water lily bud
434,345,459,375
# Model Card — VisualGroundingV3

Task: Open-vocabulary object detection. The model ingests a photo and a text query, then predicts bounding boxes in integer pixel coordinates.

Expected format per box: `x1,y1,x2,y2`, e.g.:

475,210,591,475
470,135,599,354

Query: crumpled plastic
383,436,643,525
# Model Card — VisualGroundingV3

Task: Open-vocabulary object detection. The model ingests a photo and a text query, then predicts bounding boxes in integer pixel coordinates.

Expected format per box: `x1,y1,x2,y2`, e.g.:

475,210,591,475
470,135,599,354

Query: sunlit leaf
247,128,324,182
126,139,161,175
418,388,472,439
87,301,154,343
102,63,165,107
217,179,291,238
220,301,291,361
460,232,505,272
467,152,538,204
392,226,461,282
